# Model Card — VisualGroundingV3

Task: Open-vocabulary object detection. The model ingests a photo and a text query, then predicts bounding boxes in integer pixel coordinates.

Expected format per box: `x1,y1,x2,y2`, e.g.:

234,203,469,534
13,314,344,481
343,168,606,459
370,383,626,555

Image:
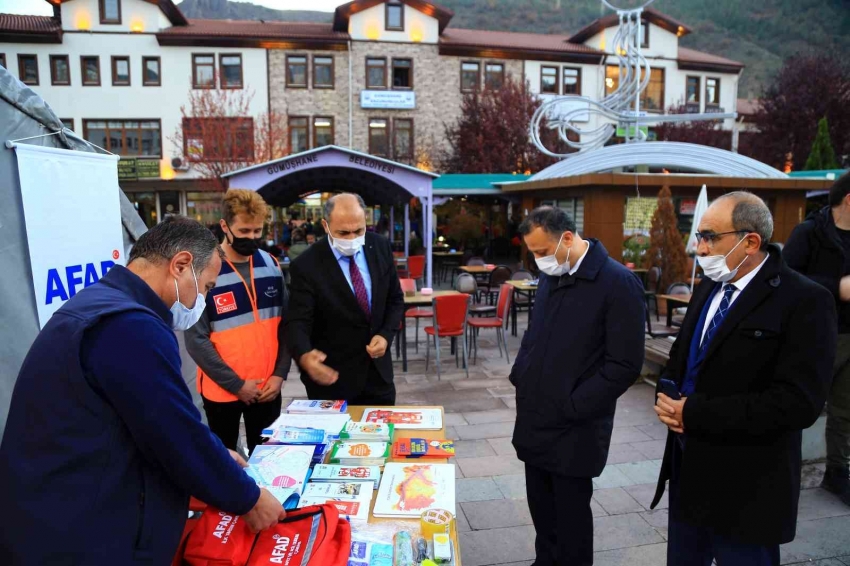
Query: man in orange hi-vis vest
186,190,290,454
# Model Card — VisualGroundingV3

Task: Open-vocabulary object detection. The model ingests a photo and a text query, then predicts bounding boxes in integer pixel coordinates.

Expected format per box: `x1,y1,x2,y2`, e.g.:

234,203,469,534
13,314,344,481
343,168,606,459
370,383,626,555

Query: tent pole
404,203,410,257
390,206,395,243
425,194,433,289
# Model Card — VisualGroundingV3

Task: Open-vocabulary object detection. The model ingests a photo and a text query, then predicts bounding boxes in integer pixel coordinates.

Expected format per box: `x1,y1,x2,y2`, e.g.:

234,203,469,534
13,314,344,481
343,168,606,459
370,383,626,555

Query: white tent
0,66,148,437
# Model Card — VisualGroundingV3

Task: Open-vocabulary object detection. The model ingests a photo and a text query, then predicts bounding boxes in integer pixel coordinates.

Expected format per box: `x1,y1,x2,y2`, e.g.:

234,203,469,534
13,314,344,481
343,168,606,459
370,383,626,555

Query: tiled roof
569,7,693,44
678,47,744,70
334,0,454,33
0,13,61,33
441,28,602,55
158,19,345,40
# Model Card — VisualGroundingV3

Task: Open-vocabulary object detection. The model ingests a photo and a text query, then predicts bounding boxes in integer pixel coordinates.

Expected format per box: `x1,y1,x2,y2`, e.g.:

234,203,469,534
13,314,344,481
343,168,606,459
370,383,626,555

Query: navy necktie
700,283,737,353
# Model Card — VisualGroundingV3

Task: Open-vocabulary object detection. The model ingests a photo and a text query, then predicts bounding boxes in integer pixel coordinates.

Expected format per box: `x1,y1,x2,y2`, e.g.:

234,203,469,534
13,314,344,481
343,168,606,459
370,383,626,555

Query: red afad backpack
183,507,257,566
247,505,351,566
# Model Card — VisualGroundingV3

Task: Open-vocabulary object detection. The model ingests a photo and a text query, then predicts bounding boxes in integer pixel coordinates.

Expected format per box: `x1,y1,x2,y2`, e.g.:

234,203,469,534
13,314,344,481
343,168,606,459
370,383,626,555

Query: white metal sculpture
530,0,737,158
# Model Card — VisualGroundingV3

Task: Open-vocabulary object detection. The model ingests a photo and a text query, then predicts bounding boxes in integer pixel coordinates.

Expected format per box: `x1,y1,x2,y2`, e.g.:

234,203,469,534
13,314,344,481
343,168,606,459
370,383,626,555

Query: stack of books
392,438,455,459
310,464,382,489
328,441,391,466
286,400,348,414
298,480,374,522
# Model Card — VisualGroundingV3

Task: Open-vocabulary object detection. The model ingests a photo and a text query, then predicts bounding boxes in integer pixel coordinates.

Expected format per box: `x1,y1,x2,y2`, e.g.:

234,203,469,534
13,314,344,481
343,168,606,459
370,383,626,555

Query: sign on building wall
118,158,161,180
13,144,124,328
361,90,416,109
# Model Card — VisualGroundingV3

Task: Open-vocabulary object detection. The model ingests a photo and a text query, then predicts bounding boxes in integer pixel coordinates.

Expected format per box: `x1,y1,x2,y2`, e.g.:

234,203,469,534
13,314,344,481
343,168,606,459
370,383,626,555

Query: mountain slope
175,0,850,94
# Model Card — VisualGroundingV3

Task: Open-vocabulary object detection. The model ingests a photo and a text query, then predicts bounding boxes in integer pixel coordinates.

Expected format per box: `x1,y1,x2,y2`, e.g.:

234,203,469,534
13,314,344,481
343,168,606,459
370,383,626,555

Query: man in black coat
784,171,850,506
510,207,646,566
286,193,405,404
652,192,836,566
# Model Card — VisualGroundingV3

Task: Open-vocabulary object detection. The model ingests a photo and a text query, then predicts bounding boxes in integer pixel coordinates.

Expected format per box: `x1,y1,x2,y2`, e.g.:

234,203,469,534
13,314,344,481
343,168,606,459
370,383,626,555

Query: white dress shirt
568,237,591,276
699,253,769,344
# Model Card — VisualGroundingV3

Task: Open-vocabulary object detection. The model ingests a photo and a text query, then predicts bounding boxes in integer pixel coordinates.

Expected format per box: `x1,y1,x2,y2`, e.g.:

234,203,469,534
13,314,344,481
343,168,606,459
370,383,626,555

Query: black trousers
525,463,594,566
305,363,396,406
203,394,282,454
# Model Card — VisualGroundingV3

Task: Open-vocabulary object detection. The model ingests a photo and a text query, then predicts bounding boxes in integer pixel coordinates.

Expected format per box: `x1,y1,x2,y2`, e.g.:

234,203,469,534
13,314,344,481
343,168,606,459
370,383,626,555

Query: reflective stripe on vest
197,250,283,402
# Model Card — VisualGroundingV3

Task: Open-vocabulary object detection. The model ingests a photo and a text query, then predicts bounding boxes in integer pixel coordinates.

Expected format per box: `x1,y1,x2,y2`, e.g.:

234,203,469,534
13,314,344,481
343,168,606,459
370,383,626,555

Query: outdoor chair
425,293,472,380
400,278,431,353
665,282,690,327
480,265,513,305
456,273,493,315
644,266,662,321
467,284,513,365
407,255,426,286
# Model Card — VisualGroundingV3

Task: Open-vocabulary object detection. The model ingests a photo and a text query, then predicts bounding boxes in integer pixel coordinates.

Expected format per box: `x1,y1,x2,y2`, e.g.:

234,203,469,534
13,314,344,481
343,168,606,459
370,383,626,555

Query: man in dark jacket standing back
0,217,285,565
510,207,645,566
653,192,836,565
784,171,850,507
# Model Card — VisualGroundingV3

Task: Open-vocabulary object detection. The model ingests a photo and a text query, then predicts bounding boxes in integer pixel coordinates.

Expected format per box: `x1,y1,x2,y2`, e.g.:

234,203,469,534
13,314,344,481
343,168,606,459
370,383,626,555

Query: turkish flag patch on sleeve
214,291,238,315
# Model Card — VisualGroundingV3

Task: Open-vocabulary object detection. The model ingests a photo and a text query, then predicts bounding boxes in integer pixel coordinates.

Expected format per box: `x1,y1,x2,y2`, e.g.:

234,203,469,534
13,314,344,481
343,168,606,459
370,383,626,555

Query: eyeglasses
694,230,752,246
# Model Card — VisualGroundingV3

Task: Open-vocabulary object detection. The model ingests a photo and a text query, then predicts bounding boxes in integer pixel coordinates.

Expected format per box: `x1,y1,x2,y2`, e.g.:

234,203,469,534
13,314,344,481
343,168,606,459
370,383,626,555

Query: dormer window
99,0,121,25
386,2,404,32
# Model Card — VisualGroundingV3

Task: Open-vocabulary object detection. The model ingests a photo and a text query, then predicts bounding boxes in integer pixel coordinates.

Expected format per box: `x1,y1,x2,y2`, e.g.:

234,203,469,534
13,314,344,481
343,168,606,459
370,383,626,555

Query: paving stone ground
227,308,850,566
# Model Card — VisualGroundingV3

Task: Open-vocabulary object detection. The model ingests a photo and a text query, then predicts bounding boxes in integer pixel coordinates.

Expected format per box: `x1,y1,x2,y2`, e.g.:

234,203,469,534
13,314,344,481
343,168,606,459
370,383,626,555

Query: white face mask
535,234,571,277
697,235,749,283
325,222,365,257
170,264,206,331
266,239,275,247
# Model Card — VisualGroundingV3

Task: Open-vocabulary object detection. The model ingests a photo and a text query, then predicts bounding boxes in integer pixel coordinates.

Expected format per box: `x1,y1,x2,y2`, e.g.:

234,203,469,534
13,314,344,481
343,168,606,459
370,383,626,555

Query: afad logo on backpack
44,259,117,305
269,533,301,564
212,512,239,544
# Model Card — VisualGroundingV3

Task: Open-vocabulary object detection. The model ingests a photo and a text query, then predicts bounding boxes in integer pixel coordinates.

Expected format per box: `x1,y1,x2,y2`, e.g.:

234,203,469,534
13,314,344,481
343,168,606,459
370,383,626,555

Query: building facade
1,0,745,226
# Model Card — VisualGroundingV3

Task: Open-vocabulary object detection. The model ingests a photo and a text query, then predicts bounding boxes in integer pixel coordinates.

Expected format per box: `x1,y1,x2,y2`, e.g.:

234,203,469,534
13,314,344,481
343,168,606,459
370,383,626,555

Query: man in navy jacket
511,207,645,566
0,217,285,565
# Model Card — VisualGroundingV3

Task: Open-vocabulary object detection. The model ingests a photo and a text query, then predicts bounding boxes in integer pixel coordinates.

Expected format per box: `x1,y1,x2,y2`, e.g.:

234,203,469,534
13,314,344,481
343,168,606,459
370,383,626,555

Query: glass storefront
127,192,157,228
187,192,223,227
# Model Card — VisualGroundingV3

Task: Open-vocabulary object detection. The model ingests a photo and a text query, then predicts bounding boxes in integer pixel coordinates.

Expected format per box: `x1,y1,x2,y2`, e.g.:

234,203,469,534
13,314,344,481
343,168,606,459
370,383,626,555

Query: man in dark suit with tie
286,193,405,405
651,192,836,566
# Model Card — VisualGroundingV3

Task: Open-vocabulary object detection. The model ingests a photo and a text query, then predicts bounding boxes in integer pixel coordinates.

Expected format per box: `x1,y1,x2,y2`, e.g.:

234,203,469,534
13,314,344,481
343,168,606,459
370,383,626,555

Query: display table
343,405,463,565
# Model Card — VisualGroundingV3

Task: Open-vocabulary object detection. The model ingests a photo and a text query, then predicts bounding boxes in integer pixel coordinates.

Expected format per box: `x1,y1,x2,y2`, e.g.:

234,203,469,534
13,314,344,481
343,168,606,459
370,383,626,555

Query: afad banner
13,144,124,328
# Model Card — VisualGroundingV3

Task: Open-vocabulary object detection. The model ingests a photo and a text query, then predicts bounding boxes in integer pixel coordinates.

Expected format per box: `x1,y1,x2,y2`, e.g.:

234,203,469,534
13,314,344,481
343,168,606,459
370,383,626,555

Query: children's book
287,400,348,414
310,465,382,488
329,441,391,466
361,408,442,430
392,438,455,459
339,421,394,442
245,445,314,509
372,462,456,518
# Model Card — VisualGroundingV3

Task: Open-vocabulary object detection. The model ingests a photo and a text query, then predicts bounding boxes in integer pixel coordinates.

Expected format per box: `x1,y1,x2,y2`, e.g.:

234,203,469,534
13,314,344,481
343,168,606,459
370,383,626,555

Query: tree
804,117,840,171
653,103,732,149
645,185,688,293
170,76,288,190
440,76,562,173
745,54,850,171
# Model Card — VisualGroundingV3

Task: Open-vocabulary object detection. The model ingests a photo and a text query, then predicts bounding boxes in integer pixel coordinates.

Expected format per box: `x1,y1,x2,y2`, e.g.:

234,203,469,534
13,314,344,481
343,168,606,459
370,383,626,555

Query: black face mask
225,223,261,257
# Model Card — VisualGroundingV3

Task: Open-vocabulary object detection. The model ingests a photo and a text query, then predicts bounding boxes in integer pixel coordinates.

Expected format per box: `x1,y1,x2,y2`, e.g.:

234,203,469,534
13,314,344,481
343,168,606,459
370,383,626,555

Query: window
79,56,100,86
50,55,70,86
386,3,404,31
288,117,309,153
219,54,242,89
640,20,649,48
706,77,720,107
563,67,581,95
182,117,254,161
461,61,480,92
286,55,307,88
686,76,701,104
192,54,215,89
18,55,38,85
369,118,389,157
366,58,387,89
99,0,121,24
393,118,413,162
605,66,664,112
313,117,334,148
313,56,334,88
60,118,74,132
392,58,412,89
0,54,5,68
83,120,162,157
540,66,558,94
112,56,130,86
484,62,504,90
541,198,584,233
143,57,161,86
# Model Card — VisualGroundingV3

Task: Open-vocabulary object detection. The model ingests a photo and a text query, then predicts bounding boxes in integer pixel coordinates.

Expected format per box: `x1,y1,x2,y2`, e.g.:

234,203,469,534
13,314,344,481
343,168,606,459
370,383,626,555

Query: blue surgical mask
170,265,206,331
